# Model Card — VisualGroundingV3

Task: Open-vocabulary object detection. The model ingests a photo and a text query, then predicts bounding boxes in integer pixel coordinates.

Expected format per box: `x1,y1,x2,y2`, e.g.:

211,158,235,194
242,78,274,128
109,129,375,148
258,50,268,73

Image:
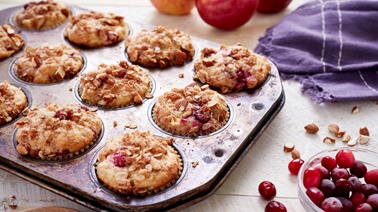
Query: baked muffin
0,24,25,60
13,43,83,84
125,26,195,68
152,83,229,137
14,0,71,30
0,81,27,126
78,61,152,108
96,131,182,195
194,44,271,93
64,11,127,48
15,102,102,160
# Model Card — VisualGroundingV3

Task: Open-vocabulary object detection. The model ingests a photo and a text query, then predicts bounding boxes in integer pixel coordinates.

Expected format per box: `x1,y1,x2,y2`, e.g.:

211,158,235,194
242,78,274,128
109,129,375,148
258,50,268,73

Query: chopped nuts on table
283,142,295,152
359,135,370,144
360,126,370,136
341,133,351,142
327,124,339,134
304,123,319,134
347,137,358,146
334,131,345,138
291,149,301,159
351,106,359,114
323,136,336,144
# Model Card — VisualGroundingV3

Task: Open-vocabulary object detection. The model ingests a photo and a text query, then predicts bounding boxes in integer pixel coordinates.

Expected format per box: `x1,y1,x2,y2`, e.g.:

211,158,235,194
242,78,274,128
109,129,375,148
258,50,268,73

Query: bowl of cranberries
297,147,378,212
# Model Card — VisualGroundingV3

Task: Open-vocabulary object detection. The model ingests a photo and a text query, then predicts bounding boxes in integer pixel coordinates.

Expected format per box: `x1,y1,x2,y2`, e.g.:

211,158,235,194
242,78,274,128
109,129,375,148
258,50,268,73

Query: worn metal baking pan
0,4,285,212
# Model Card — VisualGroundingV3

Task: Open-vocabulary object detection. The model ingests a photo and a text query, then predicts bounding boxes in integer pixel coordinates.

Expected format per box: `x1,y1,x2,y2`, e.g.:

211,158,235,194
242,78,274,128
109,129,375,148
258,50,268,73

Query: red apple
257,0,292,14
151,0,195,15
195,0,259,30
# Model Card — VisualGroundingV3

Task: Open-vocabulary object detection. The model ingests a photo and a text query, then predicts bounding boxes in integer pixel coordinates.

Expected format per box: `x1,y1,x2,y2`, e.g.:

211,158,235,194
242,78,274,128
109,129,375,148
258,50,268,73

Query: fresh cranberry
319,179,336,198
335,149,355,168
348,176,363,192
335,178,351,197
337,197,355,212
111,152,126,167
331,167,349,181
258,181,277,201
303,168,321,189
350,161,368,178
321,156,337,172
315,165,330,179
306,187,324,206
321,197,343,212
365,169,378,188
350,192,366,207
355,203,373,212
366,194,378,211
288,158,304,175
264,201,287,212
362,184,378,197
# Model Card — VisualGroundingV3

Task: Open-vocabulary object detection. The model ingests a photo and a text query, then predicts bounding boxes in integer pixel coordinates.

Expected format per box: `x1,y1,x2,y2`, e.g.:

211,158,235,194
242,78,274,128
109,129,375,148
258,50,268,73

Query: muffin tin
0,4,285,212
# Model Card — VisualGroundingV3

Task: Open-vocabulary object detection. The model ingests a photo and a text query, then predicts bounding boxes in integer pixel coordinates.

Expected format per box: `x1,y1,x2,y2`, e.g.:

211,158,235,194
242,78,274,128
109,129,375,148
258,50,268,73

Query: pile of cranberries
297,149,378,212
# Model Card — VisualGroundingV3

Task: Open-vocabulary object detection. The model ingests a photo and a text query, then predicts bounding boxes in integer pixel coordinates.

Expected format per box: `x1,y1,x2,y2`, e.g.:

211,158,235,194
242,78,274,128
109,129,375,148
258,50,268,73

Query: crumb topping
13,44,83,84
15,102,102,159
125,26,195,68
14,0,71,30
0,81,27,125
0,24,25,60
153,83,229,137
64,11,127,47
79,61,151,108
96,131,181,195
194,44,271,93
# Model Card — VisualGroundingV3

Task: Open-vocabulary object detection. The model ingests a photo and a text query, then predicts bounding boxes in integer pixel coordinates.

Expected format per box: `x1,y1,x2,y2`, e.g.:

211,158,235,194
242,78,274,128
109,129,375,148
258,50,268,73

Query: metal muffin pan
0,5,285,212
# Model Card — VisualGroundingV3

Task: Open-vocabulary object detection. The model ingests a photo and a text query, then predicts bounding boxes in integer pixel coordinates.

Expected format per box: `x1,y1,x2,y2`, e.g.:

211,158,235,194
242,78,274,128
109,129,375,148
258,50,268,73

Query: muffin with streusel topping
64,11,127,48
96,130,182,195
15,102,102,160
125,26,195,68
13,43,83,84
194,44,271,93
152,83,229,137
14,0,71,30
78,60,152,108
0,24,25,60
0,81,27,126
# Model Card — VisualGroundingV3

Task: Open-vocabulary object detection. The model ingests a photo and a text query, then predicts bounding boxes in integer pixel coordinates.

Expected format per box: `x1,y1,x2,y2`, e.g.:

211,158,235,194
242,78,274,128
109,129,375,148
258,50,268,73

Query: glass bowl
297,147,378,211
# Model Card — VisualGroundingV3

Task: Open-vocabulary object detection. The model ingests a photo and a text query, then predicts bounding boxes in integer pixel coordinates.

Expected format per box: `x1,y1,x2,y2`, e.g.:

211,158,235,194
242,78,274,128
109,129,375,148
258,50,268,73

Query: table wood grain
1,0,377,211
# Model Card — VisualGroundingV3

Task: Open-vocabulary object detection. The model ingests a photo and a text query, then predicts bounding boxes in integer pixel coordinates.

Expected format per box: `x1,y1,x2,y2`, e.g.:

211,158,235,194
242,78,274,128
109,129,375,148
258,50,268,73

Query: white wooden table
1,0,377,211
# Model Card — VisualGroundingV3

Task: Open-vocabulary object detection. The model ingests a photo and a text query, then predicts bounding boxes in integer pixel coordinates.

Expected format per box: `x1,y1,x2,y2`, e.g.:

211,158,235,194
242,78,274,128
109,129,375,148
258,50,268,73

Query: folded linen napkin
254,0,378,103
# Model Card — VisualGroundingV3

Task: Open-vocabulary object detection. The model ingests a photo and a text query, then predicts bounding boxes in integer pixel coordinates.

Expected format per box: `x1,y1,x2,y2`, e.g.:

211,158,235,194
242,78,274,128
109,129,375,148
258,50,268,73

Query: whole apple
257,0,292,14
150,0,195,15
195,0,259,30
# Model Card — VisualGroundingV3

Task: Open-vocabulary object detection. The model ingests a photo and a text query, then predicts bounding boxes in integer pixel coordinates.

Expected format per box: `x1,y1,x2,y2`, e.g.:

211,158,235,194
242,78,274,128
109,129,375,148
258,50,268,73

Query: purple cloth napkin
255,0,378,103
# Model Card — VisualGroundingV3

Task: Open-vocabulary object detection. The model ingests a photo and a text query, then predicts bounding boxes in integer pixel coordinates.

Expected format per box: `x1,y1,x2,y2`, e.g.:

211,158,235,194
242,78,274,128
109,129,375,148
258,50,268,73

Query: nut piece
291,149,301,159
359,135,370,144
283,142,295,152
351,106,359,114
347,137,358,146
191,160,199,168
304,123,319,134
359,126,370,136
335,131,345,138
342,133,351,142
323,136,336,144
328,124,340,134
